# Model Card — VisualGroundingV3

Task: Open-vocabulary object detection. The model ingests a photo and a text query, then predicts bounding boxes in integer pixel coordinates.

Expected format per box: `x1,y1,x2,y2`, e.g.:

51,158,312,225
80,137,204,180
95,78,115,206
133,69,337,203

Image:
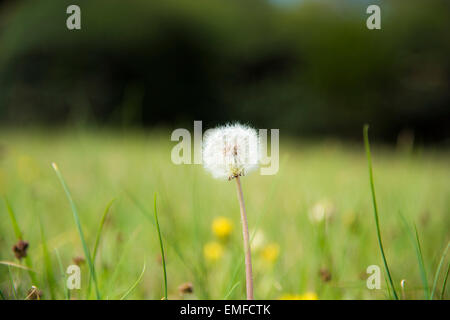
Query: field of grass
0,129,449,300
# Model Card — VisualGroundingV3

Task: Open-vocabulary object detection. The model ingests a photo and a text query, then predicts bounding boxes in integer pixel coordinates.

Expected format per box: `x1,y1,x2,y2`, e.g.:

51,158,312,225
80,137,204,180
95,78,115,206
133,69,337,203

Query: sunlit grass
363,125,398,299
0,129,448,300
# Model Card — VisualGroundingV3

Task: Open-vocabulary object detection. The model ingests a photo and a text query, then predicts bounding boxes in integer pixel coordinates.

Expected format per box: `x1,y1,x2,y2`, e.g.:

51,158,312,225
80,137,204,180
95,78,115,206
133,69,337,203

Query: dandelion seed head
250,229,265,251
202,123,260,180
309,199,335,224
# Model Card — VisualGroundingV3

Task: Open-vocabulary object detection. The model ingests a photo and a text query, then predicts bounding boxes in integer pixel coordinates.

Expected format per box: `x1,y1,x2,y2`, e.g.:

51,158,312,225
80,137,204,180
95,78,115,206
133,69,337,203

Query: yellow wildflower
300,292,318,300
203,241,224,262
278,294,302,300
279,292,318,300
212,217,233,240
261,243,280,264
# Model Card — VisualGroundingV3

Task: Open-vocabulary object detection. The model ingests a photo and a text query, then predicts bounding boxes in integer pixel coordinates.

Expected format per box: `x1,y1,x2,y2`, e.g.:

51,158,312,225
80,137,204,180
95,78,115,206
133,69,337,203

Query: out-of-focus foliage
0,0,449,142
0,130,449,299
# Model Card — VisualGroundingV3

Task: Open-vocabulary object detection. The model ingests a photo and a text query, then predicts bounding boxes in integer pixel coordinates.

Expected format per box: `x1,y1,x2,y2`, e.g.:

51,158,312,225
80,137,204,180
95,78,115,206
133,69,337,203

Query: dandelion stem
235,176,254,300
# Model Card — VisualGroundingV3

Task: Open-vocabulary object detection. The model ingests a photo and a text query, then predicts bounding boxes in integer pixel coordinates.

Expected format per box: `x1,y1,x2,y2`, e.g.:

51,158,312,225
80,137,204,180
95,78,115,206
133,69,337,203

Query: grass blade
92,198,115,262
0,261,35,271
224,281,240,300
39,215,56,299
8,266,17,299
126,191,192,271
54,248,70,300
363,125,398,300
52,162,101,300
105,228,141,296
431,242,449,299
154,193,168,300
120,260,146,300
384,275,392,299
399,213,430,299
413,224,429,299
4,197,23,239
440,263,449,299
87,198,115,297
127,191,206,297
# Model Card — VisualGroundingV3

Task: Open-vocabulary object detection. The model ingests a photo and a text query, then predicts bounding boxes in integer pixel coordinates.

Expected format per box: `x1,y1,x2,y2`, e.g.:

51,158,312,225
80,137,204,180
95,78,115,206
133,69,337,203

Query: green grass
0,128,449,300
153,193,168,300
441,264,450,300
39,215,56,299
4,197,38,285
430,242,449,300
399,214,430,299
120,260,146,300
52,162,101,299
54,248,70,300
7,266,17,299
363,125,398,300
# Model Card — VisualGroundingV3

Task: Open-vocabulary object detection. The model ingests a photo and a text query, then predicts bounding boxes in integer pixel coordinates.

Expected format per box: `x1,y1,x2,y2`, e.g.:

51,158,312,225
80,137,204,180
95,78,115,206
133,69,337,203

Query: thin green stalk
0,260,34,271
120,260,146,300
440,263,449,299
52,162,101,300
8,266,17,300
431,243,449,299
105,228,141,296
127,191,203,297
399,213,430,299
0,288,5,300
413,224,429,299
154,193,168,300
39,215,56,299
54,248,70,300
223,281,240,300
384,276,392,299
4,198,23,239
127,191,186,259
363,125,398,300
87,198,115,298
92,199,115,262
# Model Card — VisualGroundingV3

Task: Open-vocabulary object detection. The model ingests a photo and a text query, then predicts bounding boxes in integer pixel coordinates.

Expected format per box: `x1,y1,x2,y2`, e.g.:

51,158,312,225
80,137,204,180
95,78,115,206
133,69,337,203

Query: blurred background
0,0,449,144
0,0,449,300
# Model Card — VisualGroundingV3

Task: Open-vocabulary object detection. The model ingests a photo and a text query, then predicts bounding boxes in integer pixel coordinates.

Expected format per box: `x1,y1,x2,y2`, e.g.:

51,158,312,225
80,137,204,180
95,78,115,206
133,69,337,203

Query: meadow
0,129,448,300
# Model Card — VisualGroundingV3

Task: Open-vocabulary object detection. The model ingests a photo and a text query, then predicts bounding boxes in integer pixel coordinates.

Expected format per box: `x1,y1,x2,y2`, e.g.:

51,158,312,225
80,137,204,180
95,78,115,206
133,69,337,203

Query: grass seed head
319,268,332,282
12,239,29,260
73,256,85,266
178,282,194,295
26,286,43,300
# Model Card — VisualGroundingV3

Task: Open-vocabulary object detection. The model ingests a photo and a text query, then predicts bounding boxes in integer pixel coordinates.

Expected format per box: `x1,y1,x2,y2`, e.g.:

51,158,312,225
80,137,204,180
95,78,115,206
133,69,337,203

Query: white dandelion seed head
202,123,260,180
309,200,335,224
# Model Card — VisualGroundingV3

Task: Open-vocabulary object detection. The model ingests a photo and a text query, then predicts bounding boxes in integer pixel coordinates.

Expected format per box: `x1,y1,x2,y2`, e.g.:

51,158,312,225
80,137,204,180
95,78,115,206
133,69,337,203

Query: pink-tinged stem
235,176,254,300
